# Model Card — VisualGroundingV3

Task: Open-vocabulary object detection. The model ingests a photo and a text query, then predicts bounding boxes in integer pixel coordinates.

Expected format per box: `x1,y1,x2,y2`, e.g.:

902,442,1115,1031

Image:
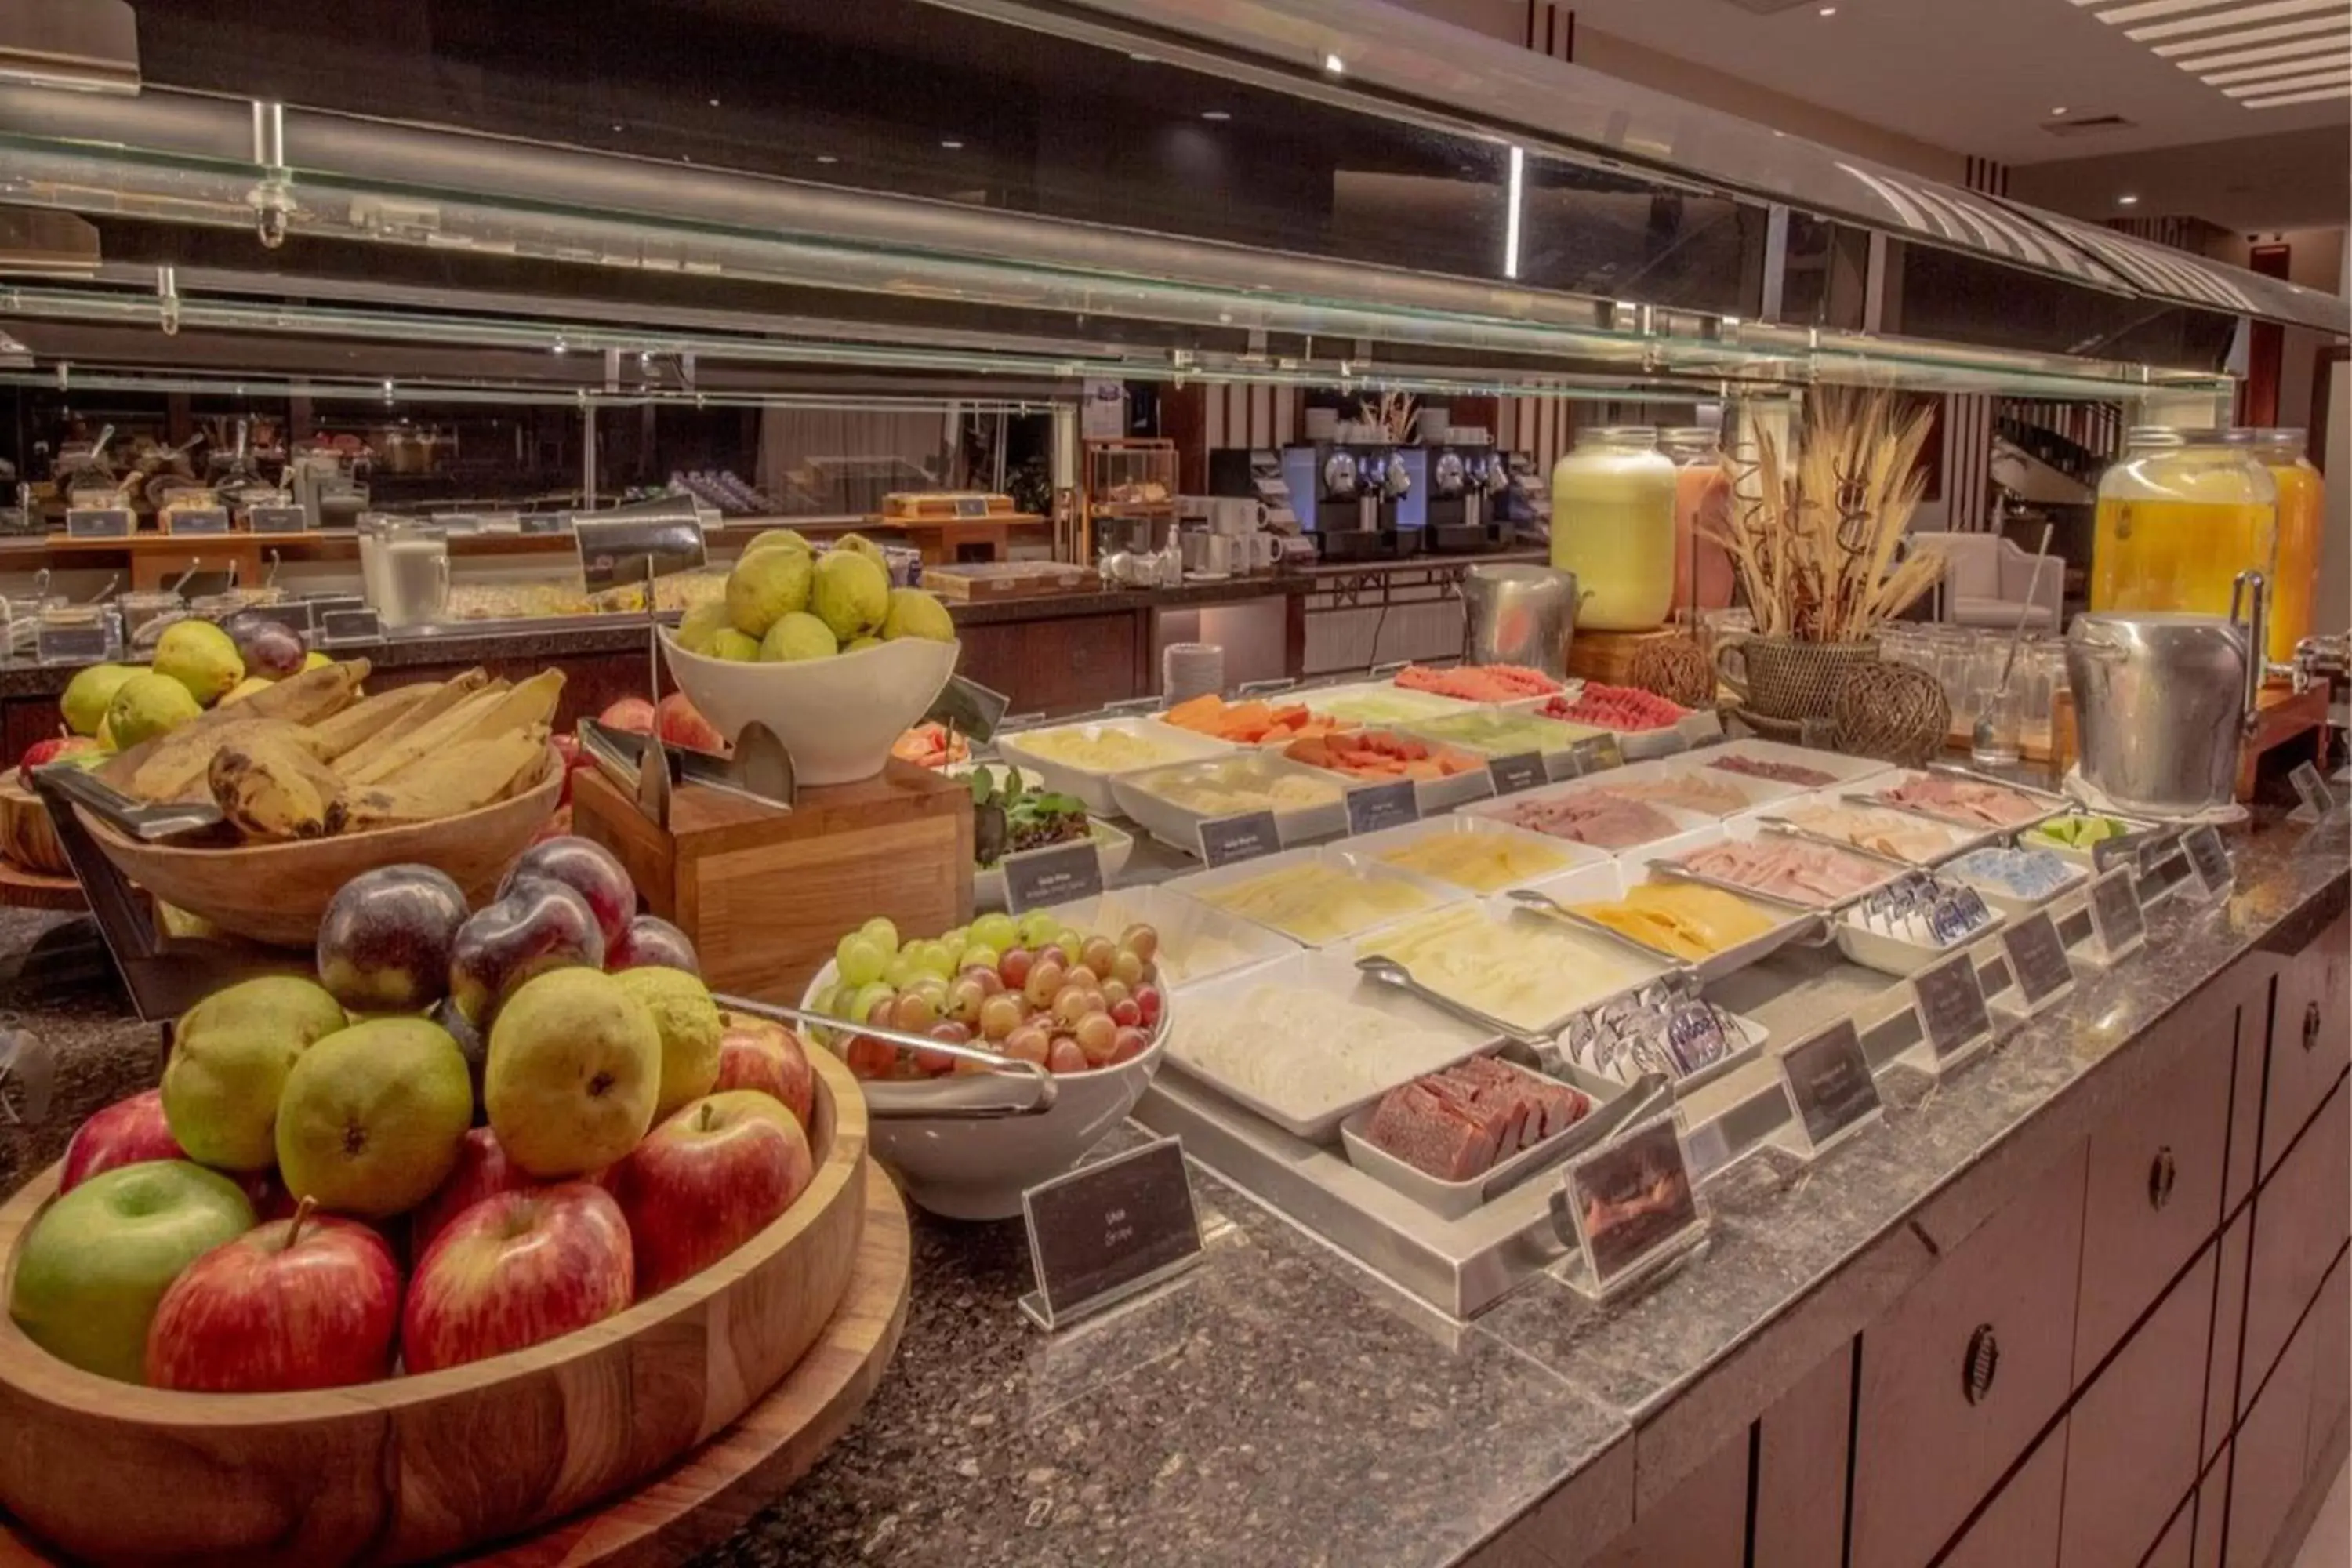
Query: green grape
915,939,959,978
971,913,1019,951
883,951,924,990
848,982,896,1025
836,935,887,988
860,916,900,953
1017,910,1061,947
960,942,1001,974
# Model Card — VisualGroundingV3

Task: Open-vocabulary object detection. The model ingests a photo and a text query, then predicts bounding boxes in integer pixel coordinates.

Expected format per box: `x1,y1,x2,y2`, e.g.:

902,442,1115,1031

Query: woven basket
1715,636,1878,729
1832,660,1951,768
1627,635,1715,710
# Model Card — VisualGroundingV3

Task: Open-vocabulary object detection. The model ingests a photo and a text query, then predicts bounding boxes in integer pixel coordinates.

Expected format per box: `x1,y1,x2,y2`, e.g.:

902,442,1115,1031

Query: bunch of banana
153,663,566,840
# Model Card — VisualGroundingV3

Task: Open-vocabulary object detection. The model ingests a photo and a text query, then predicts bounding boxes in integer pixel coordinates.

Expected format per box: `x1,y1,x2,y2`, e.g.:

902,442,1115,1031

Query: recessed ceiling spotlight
707,97,720,107
2118,193,2140,205
1201,110,1232,121
1129,52,1155,62
2051,106,2069,114
1818,5,1836,13
940,139,964,149
1323,52,1345,74
815,154,839,164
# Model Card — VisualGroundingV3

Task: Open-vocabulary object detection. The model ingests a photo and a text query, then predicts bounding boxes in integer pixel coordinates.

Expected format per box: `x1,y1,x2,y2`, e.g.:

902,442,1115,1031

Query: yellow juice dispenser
1550,425,1677,631
2090,427,2277,623
2241,428,2321,665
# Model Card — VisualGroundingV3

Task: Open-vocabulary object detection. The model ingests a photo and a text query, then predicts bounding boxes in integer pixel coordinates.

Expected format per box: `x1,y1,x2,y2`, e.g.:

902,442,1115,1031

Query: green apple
485,968,662,1177
8,1161,254,1383
275,1018,473,1218
161,975,350,1171
613,966,725,1121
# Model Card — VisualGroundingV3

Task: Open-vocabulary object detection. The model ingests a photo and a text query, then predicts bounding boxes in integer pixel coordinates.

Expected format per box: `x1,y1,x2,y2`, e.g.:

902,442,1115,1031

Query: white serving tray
1165,947,1501,1140
1109,750,1352,854
1837,903,2010,977
1648,817,1914,913
948,762,1137,909
2013,810,2160,871
1938,845,2091,918
996,717,1236,815
1457,777,1717,859
1697,737,1900,793
1858,768,2074,837
1276,732,1500,815
1341,898,1675,1038
1342,813,1613,898
1290,680,1486,727
1164,842,1468,948
1563,855,1828,985
1338,1055,1627,1221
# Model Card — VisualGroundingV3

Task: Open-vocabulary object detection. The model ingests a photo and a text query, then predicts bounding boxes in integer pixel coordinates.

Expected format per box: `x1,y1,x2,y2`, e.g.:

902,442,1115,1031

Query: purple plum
229,618,307,680
499,836,635,949
448,878,605,1027
608,915,700,977
315,863,468,1013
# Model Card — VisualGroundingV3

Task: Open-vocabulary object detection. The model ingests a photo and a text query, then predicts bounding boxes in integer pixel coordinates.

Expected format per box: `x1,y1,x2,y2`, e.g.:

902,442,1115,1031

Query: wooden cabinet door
1851,1146,2088,1568
2306,1250,2350,1468
2060,1250,2214,1568
1585,1428,1746,1568
2143,1494,2194,1568
2243,1077,2349,1403
1940,1419,2065,1568
2075,1033,2233,1375
2226,1309,2318,1568
2262,911,2350,1179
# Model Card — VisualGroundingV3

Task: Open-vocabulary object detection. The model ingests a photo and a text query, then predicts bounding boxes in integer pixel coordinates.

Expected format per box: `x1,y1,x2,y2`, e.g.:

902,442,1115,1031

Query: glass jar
1550,426,1677,631
2241,428,2321,664
1660,427,1737,615
2091,426,2277,622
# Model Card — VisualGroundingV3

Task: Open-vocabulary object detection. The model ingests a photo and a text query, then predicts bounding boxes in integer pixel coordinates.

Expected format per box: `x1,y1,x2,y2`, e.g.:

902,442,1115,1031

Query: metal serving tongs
32,760,223,842
1352,953,1548,1053
1503,886,1715,978
716,993,1059,1120
578,717,796,829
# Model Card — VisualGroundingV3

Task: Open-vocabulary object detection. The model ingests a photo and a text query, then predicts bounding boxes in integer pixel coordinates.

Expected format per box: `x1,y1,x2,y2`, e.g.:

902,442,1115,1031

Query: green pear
161,975,349,1171
485,968,662,1177
61,663,137,738
725,548,813,639
613,966,724,1120
275,1017,473,1218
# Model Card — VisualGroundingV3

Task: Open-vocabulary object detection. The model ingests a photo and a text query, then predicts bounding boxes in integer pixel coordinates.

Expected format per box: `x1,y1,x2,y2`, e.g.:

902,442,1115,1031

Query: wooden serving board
0,1051,874,1566
0,1167,912,1568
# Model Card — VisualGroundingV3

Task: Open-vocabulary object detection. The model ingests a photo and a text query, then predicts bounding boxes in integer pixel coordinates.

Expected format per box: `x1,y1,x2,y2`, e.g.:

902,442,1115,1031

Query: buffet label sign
318,608,384,644
1020,1137,1203,1332
925,675,1012,743
1913,950,1994,1070
162,507,230,535
64,507,131,539
1345,780,1420,837
1197,810,1281,868
1552,1116,1707,1298
2181,826,2234,900
2290,761,2336,821
1999,911,2075,1015
2088,869,2147,960
1003,840,1105,914
1779,1018,1883,1156
245,506,307,535
1567,734,1625,776
1486,751,1546,796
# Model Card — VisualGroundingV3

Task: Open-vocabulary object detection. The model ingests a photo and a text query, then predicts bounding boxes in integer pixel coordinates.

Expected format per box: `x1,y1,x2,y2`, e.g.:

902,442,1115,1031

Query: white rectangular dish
1167,844,1466,947
1339,1055,1625,1220
1756,797,1988,866
1110,750,1353,853
1275,731,1500,815
1551,858,1826,985
1291,680,1486,728
1496,688,1697,761
997,718,1236,815
1460,777,1716,858
1696,738,1900,793
2013,810,2160,870
1857,768,2073,837
1398,709,1601,777
947,760,1137,909
1034,884,1301,992
1837,902,2009,977
1649,819,1913,912
1343,813,1612,898
1165,948,1502,1139
1343,899,1673,1037
1937,844,2092,917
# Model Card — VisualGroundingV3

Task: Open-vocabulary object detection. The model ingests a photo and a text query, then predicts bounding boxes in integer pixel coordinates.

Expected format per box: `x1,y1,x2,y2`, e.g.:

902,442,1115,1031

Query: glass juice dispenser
1550,426,1677,631
2244,428,2321,664
2090,427,2277,624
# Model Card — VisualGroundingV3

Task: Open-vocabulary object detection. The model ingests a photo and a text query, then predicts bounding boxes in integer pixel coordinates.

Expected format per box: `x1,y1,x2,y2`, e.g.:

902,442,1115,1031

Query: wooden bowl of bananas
73,660,566,946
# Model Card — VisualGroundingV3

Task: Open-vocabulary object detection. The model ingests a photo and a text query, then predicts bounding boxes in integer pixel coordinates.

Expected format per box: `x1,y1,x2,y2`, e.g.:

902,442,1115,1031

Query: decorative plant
1708,390,1944,643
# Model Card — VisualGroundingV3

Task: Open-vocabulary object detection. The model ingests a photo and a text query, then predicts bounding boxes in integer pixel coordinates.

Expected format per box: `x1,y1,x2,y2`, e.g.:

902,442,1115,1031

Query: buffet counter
3,807,2342,1568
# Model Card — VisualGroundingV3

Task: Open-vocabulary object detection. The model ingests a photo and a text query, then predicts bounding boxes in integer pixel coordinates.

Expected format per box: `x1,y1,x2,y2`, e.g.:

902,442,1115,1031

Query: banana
120,718,333,804
383,669,564,782
307,682,439,761
100,660,368,800
339,724,550,830
327,669,492,779
337,679,511,786
209,731,350,839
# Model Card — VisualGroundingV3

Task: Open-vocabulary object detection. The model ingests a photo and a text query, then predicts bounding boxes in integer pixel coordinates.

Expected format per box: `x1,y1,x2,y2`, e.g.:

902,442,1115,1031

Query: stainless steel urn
2065,570,2267,816
1462,564,1577,677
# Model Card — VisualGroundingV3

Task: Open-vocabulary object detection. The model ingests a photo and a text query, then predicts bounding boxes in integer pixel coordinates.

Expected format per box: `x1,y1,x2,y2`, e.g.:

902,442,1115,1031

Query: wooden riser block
1567,628,1680,686
574,762,974,1005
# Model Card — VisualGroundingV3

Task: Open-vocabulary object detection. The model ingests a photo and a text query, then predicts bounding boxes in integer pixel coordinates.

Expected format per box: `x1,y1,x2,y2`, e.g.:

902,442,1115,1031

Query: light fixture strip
2173,29,2352,68
2221,64,2352,92
2239,81,2352,103
2125,1,2347,45
1504,145,1524,281
2152,14,2348,54
2202,49,2351,82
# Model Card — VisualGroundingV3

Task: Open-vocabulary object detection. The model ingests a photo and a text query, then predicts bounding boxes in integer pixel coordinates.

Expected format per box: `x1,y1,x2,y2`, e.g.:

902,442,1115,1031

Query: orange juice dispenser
2090,426,2277,626
2241,428,2321,665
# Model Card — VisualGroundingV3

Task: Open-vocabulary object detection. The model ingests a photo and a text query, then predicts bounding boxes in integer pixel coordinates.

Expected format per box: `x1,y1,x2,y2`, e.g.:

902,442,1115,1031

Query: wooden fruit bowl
0,779,68,879
72,746,564,947
0,1048,871,1566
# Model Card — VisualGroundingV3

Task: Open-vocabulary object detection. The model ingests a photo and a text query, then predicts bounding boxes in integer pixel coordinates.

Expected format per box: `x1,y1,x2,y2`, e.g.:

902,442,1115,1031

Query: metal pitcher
2065,569,2267,816
1462,563,1577,677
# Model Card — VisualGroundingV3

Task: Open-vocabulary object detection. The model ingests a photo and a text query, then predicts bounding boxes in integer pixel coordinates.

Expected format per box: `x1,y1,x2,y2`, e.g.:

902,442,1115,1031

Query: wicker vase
1712,637,1878,729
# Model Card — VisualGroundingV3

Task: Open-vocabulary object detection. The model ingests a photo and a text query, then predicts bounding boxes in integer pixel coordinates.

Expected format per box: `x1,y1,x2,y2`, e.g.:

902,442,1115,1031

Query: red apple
18,734,99,789
550,731,586,808
605,1091,813,1297
60,1090,184,1193
401,1183,633,1373
655,691,728,756
596,697,657,735
144,1199,401,1392
712,1015,815,1130
410,1127,538,1256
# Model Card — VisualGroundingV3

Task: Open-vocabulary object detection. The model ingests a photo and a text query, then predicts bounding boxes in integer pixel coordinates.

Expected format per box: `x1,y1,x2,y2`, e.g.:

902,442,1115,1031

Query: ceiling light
2122,1,2345,45
815,154,838,164
1129,52,1155,62
1323,53,1345,74
2173,31,2352,69
1200,110,1231,121
2118,193,2141,205
2050,106,2069,114
2152,14,2347,56
2205,53,2352,84
2222,65,2351,93
2241,82,2352,104
706,98,720,107
1818,4,1837,13
940,139,964,149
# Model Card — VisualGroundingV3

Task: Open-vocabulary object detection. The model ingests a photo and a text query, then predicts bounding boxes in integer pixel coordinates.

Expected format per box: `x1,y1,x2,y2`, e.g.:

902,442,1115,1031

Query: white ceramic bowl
659,630,960,786
800,962,1167,1221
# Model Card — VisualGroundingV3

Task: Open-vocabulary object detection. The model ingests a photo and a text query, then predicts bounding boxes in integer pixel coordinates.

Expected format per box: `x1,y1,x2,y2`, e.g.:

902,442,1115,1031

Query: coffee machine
1426,443,1514,552
1305,442,1418,560
289,452,369,531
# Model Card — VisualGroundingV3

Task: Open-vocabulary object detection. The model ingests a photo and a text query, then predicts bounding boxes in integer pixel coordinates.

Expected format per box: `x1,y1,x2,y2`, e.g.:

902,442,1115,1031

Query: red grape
1109,1026,1150,1064
1036,945,1070,970
1075,1012,1117,1064
1120,924,1160,963
1136,984,1163,1028
1062,964,1099,992
1080,936,1117,976
844,1035,896,1079
978,993,1024,1041
1047,1039,1089,1074
960,964,1007,996
999,948,1033,989
946,978,988,1026
1111,997,1143,1029
1051,986,1092,1026
1023,959,1065,1007
1004,1025,1050,1065
894,991,937,1031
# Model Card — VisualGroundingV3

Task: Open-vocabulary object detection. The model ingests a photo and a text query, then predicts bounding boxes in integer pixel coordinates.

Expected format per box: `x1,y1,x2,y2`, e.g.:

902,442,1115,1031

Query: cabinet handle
2303,1001,2322,1052
2149,1146,2177,1210
1963,1323,2000,1406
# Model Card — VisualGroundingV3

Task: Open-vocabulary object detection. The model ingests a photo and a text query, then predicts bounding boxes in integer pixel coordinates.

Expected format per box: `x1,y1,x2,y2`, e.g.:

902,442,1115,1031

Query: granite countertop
0,815,2342,1568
